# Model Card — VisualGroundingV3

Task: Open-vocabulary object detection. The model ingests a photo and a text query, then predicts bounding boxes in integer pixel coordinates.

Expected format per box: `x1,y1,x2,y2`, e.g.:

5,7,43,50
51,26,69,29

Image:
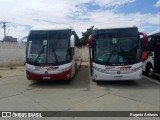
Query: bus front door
154,36,160,76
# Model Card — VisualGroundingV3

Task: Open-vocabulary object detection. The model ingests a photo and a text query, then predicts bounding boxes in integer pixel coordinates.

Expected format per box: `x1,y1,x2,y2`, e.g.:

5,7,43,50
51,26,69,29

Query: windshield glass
27,30,71,65
93,28,141,65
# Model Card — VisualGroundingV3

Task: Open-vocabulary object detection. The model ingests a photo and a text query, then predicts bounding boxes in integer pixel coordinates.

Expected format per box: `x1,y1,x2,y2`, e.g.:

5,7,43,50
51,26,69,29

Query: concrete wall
0,42,89,67
0,41,26,67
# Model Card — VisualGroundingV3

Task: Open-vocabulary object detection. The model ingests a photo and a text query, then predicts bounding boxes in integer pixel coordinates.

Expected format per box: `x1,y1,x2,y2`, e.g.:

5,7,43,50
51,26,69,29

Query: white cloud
79,10,159,27
0,0,159,40
155,0,160,7
94,0,136,7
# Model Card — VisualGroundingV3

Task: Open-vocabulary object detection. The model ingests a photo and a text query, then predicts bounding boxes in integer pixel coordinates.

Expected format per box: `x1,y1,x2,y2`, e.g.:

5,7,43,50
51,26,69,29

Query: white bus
142,31,160,78
88,26,148,81
24,28,82,81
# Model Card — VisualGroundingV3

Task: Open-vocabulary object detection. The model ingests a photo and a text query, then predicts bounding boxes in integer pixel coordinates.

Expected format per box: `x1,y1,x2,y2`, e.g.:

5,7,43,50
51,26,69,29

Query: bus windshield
93,28,141,66
27,30,71,66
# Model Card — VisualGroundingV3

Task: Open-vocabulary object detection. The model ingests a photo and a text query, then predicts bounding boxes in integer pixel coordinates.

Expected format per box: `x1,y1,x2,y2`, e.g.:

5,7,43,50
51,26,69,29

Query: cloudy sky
0,0,160,40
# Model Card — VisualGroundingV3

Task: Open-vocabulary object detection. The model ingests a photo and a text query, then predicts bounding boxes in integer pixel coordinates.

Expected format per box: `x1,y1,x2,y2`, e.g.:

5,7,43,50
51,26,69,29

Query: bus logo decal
106,66,115,69
45,71,48,74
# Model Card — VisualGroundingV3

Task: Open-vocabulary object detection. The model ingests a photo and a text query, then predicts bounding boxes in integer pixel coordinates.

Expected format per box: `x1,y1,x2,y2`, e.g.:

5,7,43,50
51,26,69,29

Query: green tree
80,26,94,46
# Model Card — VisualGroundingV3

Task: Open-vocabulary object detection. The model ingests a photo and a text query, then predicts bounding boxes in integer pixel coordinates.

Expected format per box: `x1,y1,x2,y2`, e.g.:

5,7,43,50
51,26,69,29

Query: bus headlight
132,66,142,72
59,67,71,72
94,67,105,73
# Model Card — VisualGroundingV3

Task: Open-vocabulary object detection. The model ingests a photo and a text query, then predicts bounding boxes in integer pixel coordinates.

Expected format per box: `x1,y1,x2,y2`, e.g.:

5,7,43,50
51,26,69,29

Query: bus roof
147,30,160,36
31,27,74,31
28,27,80,38
94,25,137,30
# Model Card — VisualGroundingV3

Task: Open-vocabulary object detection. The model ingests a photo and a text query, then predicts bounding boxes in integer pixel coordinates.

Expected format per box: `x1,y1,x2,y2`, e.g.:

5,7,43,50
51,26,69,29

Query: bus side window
69,47,74,60
72,48,74,57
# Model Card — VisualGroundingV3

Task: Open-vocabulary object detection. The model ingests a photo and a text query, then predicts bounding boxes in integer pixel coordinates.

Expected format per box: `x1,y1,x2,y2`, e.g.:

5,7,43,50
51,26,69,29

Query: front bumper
26,69,71,81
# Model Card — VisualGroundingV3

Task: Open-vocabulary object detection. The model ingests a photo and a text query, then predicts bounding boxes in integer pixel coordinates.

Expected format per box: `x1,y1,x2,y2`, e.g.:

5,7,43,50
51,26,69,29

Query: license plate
114,76,123,79
43,77,51,79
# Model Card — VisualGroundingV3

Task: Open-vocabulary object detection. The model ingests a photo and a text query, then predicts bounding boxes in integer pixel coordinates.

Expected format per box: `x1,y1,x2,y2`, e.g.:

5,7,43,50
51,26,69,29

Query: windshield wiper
35,46,45,63
52,45,59,65
119,47,131,64
106,48,116,63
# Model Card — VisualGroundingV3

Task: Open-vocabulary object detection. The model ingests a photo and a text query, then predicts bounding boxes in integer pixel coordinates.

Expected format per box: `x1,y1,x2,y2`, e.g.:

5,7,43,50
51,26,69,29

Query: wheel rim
148,67,154,77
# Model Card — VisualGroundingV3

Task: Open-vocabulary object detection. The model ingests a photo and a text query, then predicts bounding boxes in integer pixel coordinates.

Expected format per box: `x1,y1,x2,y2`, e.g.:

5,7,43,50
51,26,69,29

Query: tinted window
93,28,141,65
27,30,71,65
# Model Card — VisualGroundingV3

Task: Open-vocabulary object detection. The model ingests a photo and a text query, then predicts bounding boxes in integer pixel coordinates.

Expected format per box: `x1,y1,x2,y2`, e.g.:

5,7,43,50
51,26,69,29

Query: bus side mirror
142,51,148,62
139,32,148,46
88,35,93,48
139,32,148,62
18,36,28,48
70,35,75,48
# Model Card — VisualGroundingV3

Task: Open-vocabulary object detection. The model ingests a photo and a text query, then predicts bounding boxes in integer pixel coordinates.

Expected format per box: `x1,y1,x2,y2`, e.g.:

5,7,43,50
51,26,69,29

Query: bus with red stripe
142,31,160,78
88,26,148,81
23,28,82,81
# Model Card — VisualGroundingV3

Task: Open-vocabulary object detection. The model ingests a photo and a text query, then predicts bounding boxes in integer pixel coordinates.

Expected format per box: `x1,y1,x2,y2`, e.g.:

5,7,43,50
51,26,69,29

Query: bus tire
147,65,154,79
89,59,93,76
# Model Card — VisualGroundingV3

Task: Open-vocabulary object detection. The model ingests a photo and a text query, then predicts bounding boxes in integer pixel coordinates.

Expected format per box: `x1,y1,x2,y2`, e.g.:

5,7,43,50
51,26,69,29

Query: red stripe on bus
26,69,71,81
119,66,132,68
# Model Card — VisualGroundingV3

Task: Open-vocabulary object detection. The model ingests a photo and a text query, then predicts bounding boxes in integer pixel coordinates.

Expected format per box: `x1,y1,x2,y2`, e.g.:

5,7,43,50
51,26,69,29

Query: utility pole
1,21,9,39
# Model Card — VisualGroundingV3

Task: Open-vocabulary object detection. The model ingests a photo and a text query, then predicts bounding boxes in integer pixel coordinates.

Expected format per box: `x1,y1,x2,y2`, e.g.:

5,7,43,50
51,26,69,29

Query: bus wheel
90,60,93,76
147,66,154,78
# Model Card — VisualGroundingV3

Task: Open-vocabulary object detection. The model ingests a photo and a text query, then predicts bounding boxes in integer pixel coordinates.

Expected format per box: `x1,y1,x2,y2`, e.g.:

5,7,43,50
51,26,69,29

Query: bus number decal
45,66,59,71
105,66,115,69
